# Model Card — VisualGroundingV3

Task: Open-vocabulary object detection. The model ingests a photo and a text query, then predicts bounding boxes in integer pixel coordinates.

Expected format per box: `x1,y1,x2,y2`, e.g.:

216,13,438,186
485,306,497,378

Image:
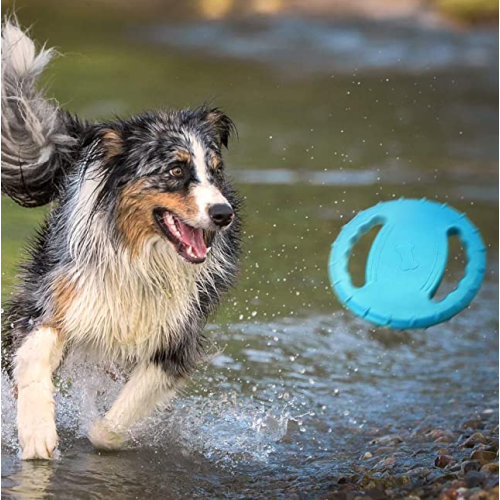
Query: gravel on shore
312,409,498,500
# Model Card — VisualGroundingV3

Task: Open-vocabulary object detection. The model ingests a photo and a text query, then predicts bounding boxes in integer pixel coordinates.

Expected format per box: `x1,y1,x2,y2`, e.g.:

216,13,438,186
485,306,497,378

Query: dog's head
91,106,238,264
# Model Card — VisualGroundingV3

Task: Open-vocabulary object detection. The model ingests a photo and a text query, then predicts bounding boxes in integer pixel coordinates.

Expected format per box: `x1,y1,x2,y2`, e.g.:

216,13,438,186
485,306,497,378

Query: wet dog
1,20,242,459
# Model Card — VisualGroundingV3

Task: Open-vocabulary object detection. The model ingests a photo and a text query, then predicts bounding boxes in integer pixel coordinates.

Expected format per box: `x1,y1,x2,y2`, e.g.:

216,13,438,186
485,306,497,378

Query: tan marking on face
117,179,199,257
209,152,221,170
102,130,123,160
51,276,78,331
174,149,192,164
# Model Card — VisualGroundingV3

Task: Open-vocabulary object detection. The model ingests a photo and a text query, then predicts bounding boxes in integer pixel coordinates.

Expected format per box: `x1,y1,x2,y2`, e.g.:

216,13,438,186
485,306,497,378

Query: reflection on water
1,0,498,498
141,17,498,74
7,463,54,500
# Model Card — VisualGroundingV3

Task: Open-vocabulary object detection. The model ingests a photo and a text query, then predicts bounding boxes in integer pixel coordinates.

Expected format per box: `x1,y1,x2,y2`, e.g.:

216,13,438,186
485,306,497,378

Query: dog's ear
101,129,123,160
205,108,236,149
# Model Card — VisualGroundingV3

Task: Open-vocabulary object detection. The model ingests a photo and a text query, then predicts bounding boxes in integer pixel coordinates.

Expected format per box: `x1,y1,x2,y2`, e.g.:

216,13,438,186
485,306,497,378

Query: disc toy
329,199,486,329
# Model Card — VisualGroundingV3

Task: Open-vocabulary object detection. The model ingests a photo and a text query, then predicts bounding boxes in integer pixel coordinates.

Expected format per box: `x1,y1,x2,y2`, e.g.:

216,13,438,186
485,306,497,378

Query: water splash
1,357,290,465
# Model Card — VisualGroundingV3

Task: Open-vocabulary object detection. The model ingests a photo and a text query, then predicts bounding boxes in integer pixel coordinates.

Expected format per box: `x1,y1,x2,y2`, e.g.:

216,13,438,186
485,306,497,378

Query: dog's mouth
154,208,214,264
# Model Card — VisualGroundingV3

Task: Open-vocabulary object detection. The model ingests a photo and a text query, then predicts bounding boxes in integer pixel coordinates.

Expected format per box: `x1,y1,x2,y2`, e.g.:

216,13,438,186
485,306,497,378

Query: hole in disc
432,231,466,302
348,224,383,288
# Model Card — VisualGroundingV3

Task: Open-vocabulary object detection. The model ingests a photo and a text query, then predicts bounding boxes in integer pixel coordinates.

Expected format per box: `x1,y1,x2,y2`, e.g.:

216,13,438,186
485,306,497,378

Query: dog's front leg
88,363,179,450
14,326,65,460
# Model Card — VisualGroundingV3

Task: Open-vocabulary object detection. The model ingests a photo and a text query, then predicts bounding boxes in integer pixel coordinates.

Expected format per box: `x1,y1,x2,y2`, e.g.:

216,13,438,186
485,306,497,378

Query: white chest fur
56,240,204,363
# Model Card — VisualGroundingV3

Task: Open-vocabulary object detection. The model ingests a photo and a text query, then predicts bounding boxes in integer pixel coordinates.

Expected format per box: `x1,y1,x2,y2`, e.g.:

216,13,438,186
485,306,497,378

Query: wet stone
464,470,486,488
461,460,482,474
428,471,458,484
370,435,403,446
462,432,489,448
437,448,451,455
408,466,432,477
461,419,485,430
446,463,462,472
435,455,455,468
435,435,454,444
480,463,499,474
374,456,396,470
470,450,497,464
486,440,499,452
374,446,395,455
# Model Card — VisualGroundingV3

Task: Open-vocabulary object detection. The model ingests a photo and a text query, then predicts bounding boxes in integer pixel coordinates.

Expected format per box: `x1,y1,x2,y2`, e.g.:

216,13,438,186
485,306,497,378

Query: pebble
435,455,455,468
461,419,484,430
370,434,403,446
374,446,395,455
437,448,451,455
374,456,396,469
481,463,499,474
465,470,486,488
462,432,489,448
486,439,499,452
408,466,432,477
461,460,482,474
427,429,454,441
470,449,497,464
435,435,454,444
363,452,373,459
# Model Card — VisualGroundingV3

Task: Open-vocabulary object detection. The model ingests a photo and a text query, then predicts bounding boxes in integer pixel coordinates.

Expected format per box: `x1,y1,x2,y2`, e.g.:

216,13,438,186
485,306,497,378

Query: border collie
1,20,242,460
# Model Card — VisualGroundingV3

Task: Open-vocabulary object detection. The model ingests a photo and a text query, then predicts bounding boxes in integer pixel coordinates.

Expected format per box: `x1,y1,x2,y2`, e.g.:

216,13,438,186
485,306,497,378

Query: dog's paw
88,419,125,450
19,421,58,460
17,386,58,460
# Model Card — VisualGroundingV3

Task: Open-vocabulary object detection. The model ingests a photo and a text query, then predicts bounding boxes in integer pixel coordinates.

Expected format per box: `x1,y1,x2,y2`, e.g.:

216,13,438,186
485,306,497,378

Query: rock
470,450,497,464
408,466,432,477
480,462,499,474
428,471,458,484
446,463,462,472
462,432,488,448
370,434,403,446
361,488,387,500
461,460,482,473
435,435,454,444
465,470,486,488
363,451,373,459
437,448,451,455
486,439,499,452
374,446,395,455
461,419,484,430
435,455,455,468
484,474,500,489
374,456,396,469
412,449,427,457
427,429,454,441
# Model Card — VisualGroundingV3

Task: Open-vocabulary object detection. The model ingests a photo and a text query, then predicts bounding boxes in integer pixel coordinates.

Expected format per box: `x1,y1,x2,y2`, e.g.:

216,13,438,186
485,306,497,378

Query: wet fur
1,20,242,457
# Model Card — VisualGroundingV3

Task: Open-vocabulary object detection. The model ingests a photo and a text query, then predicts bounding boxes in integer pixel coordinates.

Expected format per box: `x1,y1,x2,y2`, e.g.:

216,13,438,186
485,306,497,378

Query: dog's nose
209,204,234,227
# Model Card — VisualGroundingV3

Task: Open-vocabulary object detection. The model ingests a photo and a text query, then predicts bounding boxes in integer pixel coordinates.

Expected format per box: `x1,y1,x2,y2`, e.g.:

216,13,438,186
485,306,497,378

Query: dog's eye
169,167,183,178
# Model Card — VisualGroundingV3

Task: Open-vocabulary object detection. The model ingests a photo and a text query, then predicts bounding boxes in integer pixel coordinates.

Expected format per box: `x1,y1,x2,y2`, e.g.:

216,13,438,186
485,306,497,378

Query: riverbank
312,410,498,500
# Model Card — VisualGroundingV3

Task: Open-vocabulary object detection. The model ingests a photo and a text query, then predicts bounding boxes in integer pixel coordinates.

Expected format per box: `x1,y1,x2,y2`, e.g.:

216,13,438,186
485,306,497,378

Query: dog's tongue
177,219,208,259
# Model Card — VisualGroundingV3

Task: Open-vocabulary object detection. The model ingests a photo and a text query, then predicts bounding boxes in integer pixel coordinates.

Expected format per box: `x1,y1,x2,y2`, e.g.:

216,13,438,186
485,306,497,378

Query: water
1,2,498,498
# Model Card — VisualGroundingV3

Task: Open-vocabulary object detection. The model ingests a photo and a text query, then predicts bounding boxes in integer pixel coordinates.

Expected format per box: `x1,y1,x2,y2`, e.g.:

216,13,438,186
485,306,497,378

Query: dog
1,20,242,460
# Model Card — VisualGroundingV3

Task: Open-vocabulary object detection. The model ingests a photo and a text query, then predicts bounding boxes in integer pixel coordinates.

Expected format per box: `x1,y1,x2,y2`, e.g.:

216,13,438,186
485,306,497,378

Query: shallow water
1,2,498,499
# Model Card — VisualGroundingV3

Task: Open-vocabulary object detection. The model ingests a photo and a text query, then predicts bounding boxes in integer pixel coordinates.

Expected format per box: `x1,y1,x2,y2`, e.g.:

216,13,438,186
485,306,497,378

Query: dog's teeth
206,247,212,254
187,246,195,258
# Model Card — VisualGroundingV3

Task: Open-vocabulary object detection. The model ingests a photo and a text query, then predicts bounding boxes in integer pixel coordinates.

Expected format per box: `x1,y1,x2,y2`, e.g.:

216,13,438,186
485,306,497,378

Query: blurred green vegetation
436,0,499,23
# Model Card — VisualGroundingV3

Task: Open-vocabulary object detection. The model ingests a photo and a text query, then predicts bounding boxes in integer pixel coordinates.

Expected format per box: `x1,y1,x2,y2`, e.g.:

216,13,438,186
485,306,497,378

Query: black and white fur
1,21,242,460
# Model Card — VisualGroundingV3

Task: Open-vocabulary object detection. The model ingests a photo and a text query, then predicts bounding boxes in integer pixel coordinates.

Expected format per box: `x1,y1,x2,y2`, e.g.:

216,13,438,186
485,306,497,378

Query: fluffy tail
1,20,78,207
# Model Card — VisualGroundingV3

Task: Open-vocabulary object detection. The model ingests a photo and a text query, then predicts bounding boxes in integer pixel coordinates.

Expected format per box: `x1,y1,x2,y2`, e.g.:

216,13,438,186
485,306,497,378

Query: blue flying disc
329,199,486,329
